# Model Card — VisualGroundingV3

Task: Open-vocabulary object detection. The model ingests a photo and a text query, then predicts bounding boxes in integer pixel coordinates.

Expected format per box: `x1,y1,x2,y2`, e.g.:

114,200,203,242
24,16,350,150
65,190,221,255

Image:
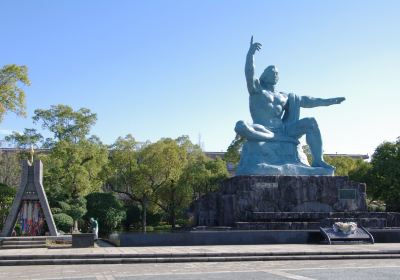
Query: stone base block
195,175,368,227
72,233,95,248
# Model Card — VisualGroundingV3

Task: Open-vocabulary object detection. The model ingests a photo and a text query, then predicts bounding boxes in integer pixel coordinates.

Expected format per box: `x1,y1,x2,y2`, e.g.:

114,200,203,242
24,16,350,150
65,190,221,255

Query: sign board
339,189,356,200
255,182,279,188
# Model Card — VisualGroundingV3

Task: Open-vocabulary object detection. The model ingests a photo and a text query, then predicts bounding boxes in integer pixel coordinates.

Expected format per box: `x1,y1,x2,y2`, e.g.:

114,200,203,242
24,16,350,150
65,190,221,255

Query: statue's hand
333,97,345,104
249,36,262,55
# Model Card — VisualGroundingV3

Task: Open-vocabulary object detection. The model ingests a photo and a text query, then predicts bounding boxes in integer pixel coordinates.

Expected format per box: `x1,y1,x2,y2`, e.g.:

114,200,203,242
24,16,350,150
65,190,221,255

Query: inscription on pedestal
255,182,278,188
339,189,356,200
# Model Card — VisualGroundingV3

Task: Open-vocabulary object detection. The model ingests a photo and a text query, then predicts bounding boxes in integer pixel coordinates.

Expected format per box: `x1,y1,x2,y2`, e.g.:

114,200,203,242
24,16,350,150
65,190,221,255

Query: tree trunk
170,209,176,228
141,197,147,233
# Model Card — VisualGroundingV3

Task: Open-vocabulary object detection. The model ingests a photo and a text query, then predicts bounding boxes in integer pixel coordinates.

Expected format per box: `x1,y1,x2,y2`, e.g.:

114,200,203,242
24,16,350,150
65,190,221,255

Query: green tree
58,197,87,232
106,134,138,196
367,138,400,211
33,105,97,146
0,150,20,188
0,64,30,122
0,183,16,230
182,152,229,199
133,138,186,231
4,128,43,149
324,156,366,176
153,138,192,228
42,139,108,203
31,105,108,204
4,128,44,160
85,192,125,236
224,134,245,167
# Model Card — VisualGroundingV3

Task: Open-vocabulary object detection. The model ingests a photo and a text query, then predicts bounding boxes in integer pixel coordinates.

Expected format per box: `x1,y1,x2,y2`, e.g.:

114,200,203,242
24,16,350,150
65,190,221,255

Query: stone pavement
1,243,400,266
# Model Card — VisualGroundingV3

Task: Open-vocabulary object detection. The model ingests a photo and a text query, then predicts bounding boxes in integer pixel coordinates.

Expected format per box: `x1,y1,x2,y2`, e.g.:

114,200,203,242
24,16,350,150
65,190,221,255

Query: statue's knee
235,120,247,134
305,117,319,131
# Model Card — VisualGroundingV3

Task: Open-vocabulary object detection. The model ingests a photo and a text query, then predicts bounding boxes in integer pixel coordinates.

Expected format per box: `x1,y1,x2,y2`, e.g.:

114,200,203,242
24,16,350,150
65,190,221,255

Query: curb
1,251,400,266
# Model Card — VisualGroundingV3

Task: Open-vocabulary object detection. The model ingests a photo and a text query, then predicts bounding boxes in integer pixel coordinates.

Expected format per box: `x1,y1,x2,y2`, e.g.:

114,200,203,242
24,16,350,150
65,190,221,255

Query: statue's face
260,65,279,86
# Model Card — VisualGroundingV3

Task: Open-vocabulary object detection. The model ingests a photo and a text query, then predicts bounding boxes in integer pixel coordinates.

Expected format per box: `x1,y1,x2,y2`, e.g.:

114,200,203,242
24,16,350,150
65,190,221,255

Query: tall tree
42,139,108,204
324,156,367,176
182,152,229,200
0,150,20,188
106,134,138,193
0,64,30,122
0,183,16,230
133,138,186,231
367,138,400,211
4,128,43,149
33,105,97,146
152,137,195,228
224,134,245,167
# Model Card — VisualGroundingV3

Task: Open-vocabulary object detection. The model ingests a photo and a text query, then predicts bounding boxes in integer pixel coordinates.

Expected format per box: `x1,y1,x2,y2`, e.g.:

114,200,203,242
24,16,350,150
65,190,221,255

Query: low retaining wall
113,229,400,247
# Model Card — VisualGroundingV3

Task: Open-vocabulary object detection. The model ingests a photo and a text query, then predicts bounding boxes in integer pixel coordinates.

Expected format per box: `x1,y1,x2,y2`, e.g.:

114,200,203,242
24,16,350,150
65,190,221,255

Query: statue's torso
250,89,288,131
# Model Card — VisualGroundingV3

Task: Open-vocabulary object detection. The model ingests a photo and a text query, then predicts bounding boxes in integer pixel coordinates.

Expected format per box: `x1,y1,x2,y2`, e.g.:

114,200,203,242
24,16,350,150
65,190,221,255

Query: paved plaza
1,243,400,279
1,243,400,260
1,258,400,280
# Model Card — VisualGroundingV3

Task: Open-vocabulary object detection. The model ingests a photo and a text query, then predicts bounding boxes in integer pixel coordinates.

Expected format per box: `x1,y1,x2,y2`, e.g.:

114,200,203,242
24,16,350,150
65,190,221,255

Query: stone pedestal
72,233,95,248
193,176,400,230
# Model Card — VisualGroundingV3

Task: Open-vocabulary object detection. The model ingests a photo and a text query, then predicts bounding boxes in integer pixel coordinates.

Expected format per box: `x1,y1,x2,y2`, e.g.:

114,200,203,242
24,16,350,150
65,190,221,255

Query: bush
85,192,126,235
51,207,63,214
53,213,73,233
153,224,172,231
0,183,16,229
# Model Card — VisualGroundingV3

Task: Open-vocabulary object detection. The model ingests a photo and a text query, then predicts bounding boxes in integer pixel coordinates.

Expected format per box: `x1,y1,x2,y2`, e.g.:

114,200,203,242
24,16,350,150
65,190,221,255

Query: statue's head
260,65,279,87
90,217,94,223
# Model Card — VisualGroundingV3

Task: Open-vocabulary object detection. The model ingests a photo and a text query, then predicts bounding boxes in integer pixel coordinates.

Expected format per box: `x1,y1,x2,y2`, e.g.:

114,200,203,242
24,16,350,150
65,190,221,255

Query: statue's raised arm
245,36,262,94
300,96,345,108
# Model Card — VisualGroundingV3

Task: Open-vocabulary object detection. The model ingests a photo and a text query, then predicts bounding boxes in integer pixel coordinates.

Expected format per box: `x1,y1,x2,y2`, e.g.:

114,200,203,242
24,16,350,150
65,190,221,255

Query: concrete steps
1,250,400,266
0,237,47,249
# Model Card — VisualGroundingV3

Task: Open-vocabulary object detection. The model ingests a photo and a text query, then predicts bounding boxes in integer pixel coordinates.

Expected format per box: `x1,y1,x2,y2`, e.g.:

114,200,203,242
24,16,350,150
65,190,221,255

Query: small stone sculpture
90,217,98,240
332,222,357,235
235,36,345,175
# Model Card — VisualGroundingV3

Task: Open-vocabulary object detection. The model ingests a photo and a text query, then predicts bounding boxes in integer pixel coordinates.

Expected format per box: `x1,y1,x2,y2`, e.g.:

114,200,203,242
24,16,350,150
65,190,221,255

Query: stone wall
194,176,367,227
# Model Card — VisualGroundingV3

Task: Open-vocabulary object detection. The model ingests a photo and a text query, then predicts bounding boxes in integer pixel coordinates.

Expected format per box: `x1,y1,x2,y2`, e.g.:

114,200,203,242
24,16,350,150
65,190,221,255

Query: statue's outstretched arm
300,96,345,108
245,36,262,94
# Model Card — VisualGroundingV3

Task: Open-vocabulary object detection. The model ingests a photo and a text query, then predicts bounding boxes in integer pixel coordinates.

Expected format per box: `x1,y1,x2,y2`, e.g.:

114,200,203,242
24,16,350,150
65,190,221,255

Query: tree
85,192,125,236
33,105,97,146
0,183,16,230
4,128,44,160
324,156,366,176
133,138,186,231
42,139,108,204
224,134,245,167
0,64,30,122
59,197,87,232
153,137,194,228
0,150,20,188
367,138,400,211
4,128,43,149
182,152,229,199
106,134,138,196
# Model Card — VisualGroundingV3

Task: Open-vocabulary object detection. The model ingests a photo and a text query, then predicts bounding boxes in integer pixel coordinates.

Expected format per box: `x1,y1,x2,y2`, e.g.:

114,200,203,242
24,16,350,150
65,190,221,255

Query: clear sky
1,0,399,156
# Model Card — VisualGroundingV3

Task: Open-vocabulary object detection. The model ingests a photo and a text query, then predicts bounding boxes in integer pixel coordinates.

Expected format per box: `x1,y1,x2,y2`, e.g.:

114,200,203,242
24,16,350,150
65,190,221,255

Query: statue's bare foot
311,160,335,170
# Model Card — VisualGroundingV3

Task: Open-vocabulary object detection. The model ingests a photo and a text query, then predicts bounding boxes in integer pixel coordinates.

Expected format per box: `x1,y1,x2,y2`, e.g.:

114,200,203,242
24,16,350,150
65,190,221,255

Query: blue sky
1,0,399,156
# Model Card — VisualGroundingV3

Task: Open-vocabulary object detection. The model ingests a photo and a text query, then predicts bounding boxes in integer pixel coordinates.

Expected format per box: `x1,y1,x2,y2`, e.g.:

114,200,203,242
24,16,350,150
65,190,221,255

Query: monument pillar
1,160,58,237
